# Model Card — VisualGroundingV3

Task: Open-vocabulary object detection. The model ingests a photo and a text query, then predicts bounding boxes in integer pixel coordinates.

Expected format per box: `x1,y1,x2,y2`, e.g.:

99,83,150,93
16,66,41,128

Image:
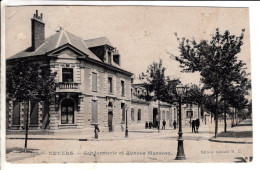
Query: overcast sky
5,6,251,85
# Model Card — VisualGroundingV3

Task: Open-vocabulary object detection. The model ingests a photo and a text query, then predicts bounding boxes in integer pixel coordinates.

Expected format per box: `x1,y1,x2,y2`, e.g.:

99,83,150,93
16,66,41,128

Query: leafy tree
143,59,167,132
172,29,247,138
7,59,56,152
185,84,205,120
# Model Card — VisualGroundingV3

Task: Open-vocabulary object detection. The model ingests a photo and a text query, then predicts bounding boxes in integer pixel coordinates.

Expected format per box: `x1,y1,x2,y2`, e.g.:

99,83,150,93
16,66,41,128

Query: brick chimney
31,10,45,51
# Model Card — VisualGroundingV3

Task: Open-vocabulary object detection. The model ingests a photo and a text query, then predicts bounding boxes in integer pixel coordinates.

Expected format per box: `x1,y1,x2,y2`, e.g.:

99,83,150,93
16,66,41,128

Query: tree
172,29,247,138
185,84,205,120
143,59,167,133
7,59,56,152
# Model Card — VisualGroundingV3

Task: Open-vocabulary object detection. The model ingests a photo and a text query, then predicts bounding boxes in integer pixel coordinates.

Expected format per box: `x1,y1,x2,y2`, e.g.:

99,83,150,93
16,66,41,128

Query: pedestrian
192,120,195,133
145,121,148,129
195,119,200,133
162,120,166,129
173,120,177,130
94,124,100,139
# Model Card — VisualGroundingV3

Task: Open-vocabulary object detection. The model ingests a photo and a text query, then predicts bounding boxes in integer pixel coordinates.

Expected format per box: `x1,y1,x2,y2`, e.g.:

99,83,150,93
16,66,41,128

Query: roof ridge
64,30,71,44
55,31,63,48
85,36,107,41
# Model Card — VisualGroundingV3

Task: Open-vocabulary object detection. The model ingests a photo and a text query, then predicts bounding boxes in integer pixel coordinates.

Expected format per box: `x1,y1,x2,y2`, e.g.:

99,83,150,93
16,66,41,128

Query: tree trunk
158,100,160,133
211,114,212,124
24,100,30,153
224,100,227,133
198,104,200,119
214,92,219,138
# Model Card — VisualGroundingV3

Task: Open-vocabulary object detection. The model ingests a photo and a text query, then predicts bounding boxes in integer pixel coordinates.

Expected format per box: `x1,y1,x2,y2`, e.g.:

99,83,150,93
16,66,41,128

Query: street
6,119,252,163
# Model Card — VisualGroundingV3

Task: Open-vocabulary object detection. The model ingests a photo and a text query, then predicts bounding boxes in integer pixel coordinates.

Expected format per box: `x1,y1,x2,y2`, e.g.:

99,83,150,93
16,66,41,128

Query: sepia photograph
3,5,252,164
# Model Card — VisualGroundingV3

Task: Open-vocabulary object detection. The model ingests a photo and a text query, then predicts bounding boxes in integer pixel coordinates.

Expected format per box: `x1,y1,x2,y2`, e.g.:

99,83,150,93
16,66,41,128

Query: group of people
191,119,200,133
145,120,177,130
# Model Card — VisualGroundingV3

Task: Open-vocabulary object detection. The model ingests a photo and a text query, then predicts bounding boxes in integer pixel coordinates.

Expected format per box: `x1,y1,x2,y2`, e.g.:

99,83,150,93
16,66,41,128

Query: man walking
192,120,195,133
162,120,166,129
173,120,177,130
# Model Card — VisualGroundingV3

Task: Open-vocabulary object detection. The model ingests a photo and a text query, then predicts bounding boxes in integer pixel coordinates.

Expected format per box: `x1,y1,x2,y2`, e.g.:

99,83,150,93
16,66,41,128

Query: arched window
61,99,74,124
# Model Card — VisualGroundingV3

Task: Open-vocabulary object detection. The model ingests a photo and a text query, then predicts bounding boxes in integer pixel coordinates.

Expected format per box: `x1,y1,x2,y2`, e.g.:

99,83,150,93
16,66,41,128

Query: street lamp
125,104,129,138
175,84,187,160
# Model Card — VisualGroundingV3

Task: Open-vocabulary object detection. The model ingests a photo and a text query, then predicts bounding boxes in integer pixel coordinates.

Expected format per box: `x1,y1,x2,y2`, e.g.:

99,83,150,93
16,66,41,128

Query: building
6,10,202,133
6,10,133,132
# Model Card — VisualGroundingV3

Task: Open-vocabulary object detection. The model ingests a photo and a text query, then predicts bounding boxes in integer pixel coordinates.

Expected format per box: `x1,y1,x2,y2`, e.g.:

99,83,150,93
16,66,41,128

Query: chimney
31,10,45,51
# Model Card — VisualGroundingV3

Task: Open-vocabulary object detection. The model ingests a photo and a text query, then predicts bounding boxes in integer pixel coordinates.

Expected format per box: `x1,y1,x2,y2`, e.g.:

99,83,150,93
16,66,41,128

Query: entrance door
108,111,113,132
153,108,158,125
61,99,74,124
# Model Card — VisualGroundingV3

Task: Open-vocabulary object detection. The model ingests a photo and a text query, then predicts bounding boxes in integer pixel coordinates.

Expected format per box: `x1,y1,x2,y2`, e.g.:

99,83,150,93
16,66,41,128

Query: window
131,108,135,121
92,100,98,124
12,101,20,125
138,109,141,121
92,72,97,92
30,101,38,125
186,111,193,118
121,103,125,122
121,80,125,96
108,77,113,93
108,51,112,64
62,68,73,82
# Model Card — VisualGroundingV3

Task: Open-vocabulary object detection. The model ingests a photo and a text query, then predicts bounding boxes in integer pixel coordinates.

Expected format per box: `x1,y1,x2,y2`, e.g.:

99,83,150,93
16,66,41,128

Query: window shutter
92,73,97,91
92,100,98,123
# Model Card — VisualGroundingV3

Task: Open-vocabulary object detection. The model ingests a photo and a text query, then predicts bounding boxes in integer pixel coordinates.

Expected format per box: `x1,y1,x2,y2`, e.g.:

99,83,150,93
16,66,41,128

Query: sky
5,6,251,85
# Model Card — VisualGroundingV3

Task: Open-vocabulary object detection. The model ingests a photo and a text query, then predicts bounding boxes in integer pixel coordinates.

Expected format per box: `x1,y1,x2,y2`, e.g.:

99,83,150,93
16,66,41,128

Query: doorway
108,111,113,132
153,108,158,125
61,99,74,124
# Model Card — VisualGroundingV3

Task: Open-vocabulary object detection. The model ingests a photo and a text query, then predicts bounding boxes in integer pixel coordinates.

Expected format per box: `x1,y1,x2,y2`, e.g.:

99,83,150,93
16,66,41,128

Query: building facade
6,10,132,132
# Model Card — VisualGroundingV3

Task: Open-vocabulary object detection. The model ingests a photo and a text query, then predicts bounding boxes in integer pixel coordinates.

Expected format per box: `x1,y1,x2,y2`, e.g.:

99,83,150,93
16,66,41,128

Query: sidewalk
6,127,175,141
209,119,253,144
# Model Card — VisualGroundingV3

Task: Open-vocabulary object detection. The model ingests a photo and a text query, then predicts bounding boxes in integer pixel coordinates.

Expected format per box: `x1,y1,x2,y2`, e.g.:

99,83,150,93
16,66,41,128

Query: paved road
5,119,252,163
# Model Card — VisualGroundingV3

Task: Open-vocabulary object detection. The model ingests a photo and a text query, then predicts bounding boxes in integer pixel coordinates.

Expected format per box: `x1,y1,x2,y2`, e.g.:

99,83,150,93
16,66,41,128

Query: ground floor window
12,101,20,125
131,108,135,121
92,100,98,123
30,101,38,125
121,103,125,122
138,109,141,121
186,111,193,118
61,99,74,124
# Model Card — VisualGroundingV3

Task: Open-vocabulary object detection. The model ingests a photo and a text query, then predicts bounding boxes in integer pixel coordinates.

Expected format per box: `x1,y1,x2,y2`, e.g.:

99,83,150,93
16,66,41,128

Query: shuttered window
108,77,113,93
92,72,97,92
138,109,141,121
121,103,125,122
12,101,20,125
92,100,98,124
121,80,125,96
30,101,38,125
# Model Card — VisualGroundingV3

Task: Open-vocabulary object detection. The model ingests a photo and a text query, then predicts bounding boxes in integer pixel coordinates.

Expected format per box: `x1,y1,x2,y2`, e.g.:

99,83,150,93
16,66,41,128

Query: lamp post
125,104,129,138
175,84,187,160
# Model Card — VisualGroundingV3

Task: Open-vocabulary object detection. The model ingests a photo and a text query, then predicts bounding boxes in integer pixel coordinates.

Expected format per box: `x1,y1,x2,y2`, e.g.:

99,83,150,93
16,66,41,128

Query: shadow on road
6,147,39,154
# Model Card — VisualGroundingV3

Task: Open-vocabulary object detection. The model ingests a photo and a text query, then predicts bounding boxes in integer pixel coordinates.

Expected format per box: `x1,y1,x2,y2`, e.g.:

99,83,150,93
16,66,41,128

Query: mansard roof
84,37,113,48
8,29,100,61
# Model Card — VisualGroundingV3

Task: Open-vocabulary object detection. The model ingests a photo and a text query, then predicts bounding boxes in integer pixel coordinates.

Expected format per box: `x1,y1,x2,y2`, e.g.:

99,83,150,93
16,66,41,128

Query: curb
208,138,253,144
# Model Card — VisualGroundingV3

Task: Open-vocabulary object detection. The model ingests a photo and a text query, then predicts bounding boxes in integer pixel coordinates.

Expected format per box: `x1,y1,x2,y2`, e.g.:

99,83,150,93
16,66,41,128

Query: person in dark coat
195,119,200,133
173,120,177,130
192,120,195,133
162,120,166,129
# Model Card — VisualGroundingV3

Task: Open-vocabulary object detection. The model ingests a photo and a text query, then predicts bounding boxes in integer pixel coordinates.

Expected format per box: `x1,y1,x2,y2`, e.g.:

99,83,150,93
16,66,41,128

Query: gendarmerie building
6,10,201,132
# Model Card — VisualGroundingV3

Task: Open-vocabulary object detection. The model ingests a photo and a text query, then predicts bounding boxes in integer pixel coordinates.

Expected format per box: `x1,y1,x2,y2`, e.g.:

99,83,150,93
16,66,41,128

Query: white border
1,1,260,170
